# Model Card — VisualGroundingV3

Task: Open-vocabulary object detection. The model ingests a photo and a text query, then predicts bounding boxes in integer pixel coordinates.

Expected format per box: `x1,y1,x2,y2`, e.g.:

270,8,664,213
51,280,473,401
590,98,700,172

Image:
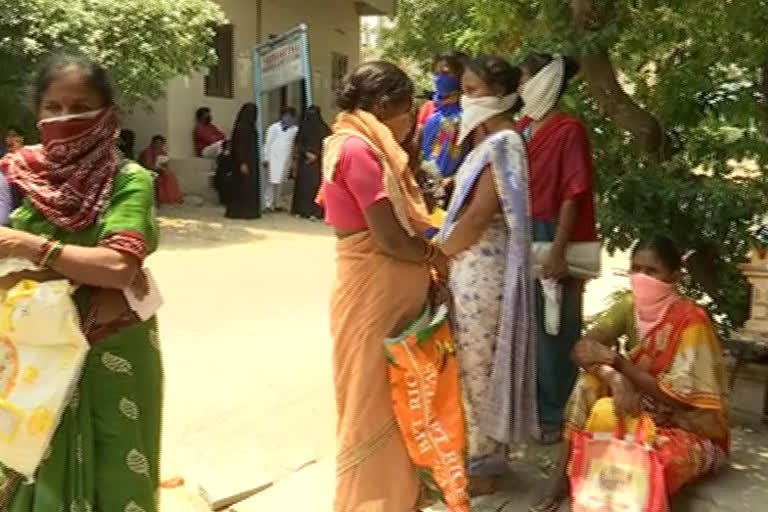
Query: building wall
164,0,262,159
121,95,169,160
123,0,362,162
262,0,361,124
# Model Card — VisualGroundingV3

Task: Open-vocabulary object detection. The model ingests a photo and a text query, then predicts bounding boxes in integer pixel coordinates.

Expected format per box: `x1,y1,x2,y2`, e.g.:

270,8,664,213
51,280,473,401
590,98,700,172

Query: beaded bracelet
38,238,64,268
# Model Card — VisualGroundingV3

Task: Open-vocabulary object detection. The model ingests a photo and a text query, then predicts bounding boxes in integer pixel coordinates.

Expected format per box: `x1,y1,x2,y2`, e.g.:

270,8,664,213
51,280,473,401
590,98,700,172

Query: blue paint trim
300,29,313,106
252,24,314,197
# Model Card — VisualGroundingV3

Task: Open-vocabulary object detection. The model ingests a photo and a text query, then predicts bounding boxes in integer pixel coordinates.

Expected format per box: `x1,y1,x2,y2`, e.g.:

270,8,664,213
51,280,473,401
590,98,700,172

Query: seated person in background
194,107,227,159
532,234,729,512
0,128,24,158
140,135,183,205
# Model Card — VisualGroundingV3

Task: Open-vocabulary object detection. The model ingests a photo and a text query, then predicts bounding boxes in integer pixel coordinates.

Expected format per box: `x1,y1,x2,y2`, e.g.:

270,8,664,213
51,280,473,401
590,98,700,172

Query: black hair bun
336,80,360,111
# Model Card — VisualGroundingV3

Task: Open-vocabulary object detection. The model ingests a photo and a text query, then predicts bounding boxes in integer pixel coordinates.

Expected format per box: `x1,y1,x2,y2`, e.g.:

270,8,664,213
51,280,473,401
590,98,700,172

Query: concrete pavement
151,206,337,509
153,206,768,511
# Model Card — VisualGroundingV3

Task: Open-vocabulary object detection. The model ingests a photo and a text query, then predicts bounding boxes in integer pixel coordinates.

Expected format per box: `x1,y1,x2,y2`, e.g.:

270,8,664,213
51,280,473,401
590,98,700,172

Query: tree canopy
381,0,768,333
0,0,225,134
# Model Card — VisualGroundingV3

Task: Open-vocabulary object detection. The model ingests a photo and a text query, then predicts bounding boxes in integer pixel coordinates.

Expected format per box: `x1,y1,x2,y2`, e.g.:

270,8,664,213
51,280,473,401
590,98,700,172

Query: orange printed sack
384,304,469,512
569,417,669,512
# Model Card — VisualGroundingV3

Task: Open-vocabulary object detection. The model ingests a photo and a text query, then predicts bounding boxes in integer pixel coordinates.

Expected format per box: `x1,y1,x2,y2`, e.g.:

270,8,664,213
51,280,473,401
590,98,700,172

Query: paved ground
152,205,768,511
151,205,337,509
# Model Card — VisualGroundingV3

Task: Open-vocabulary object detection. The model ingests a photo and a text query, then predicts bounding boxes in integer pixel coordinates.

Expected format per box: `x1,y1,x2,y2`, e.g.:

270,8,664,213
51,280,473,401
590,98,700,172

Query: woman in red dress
139,135,183,205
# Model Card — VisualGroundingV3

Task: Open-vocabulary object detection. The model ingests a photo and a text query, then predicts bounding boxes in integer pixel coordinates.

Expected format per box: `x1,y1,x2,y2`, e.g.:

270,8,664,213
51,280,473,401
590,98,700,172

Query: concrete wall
122,0,363,166
121,94,169,159
262,0,361,125
356,0,396,15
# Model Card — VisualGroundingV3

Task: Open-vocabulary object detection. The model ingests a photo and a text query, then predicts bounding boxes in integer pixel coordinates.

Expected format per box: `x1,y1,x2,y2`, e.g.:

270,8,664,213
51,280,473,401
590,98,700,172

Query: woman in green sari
0,56,162,511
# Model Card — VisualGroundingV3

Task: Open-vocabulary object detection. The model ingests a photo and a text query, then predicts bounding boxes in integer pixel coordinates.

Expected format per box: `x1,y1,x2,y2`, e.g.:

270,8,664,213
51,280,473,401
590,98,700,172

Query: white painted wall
121,95,169,160
122,0,363,165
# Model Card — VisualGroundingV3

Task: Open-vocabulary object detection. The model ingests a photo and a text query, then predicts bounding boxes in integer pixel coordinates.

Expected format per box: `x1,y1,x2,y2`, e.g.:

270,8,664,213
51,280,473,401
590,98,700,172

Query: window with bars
205,24,234,98
332,52,349,93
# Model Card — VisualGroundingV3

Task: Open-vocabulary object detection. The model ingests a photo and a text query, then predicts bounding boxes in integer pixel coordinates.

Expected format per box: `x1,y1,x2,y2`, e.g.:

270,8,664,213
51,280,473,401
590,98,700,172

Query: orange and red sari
564,295,729,495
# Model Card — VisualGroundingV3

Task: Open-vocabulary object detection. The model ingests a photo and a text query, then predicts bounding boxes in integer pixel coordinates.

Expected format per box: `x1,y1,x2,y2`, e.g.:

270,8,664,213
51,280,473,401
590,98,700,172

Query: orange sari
324,110,434,511
565,296,729,495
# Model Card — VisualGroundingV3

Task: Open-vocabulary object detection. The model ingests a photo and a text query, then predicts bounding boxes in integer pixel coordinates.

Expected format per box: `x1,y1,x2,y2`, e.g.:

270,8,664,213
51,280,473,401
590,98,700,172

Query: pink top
323,137,388,230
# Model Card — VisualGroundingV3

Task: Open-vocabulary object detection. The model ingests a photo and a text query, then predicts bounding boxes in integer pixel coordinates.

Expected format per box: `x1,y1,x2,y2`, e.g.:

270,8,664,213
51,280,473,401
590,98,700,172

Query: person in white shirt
263,106,299,212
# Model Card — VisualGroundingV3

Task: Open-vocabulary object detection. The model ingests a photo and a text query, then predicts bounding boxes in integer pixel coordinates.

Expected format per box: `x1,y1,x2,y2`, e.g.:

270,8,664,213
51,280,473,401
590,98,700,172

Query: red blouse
417,101,436,129
323,137,388,231
194,122,226,156
517,113,598,242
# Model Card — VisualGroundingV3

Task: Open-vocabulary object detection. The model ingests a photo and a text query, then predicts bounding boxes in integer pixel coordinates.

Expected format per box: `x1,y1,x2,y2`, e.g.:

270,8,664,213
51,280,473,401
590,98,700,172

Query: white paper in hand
123,269,163,321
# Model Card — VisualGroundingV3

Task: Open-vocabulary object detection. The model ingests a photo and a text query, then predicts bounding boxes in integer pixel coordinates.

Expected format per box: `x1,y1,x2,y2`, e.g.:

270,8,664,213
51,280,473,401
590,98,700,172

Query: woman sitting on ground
139,135,183,205
532,235,729,512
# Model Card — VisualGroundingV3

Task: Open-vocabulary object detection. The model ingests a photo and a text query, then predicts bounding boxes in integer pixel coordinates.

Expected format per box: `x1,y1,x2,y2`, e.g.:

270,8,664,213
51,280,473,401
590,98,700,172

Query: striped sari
565,294,729,495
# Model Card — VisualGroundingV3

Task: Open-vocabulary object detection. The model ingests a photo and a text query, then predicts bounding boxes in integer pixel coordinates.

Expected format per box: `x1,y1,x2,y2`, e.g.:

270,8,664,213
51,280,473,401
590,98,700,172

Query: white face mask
457,93,519,145
520,56,565,121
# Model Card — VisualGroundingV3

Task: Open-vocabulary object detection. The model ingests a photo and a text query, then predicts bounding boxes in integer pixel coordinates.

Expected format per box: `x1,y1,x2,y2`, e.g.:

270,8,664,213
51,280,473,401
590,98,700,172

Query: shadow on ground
157,205,331,251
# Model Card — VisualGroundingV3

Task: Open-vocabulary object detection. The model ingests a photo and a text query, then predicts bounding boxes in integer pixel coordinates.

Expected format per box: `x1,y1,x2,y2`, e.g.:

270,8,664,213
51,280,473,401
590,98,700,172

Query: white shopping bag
0,260,88,479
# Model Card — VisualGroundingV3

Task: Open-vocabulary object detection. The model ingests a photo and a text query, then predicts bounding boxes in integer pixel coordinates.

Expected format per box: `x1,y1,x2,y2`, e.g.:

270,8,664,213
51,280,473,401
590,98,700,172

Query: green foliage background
379,0,768,335
0,0,225,139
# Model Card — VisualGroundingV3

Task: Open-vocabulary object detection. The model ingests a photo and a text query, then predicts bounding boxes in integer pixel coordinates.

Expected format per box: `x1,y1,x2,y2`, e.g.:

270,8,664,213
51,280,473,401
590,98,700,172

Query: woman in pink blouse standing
319,61,448,512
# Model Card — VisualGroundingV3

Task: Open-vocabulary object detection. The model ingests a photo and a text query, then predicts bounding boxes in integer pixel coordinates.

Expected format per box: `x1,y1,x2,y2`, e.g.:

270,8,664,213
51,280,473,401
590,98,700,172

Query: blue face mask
433,73,460,100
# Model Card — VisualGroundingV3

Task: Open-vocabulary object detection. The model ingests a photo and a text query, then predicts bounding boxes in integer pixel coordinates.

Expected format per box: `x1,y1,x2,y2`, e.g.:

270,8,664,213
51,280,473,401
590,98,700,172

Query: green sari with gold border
0,162,163,512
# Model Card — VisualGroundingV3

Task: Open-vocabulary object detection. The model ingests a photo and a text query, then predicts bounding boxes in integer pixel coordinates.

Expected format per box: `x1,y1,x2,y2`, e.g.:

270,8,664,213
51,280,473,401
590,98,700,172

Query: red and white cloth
3,108,120,232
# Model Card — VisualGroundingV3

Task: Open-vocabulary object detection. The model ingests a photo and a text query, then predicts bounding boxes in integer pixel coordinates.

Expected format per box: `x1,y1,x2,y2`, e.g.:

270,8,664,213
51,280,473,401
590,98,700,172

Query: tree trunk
571,0,720,299
571,0,672,162
758,65,768,137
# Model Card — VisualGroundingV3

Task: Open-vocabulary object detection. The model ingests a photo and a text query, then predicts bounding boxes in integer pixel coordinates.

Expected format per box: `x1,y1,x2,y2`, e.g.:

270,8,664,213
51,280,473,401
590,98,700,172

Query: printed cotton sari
565,294,729,495
0,163,162,512
438,130,539,476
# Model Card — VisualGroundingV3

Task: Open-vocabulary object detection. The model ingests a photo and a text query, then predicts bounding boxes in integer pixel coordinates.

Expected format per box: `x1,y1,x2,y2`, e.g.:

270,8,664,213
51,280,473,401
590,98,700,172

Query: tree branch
758,64,768,138
571,0,672,162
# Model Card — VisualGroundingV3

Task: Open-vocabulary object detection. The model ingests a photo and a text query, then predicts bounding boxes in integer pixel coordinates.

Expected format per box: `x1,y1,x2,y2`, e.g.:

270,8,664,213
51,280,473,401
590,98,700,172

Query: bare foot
530,472,568,512
468,475,499,497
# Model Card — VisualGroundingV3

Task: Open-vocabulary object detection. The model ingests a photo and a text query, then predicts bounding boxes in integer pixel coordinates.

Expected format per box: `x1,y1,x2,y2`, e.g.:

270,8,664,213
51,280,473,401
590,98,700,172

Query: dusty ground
152,204,768,512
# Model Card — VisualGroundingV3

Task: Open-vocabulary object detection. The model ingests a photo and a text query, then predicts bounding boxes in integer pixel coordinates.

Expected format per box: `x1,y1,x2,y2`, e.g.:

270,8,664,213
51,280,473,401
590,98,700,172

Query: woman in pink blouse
319,61,448,512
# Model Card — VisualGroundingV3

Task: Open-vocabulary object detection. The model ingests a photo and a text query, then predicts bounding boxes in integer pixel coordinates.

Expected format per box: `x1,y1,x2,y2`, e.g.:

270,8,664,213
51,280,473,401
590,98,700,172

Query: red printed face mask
5,108,120,231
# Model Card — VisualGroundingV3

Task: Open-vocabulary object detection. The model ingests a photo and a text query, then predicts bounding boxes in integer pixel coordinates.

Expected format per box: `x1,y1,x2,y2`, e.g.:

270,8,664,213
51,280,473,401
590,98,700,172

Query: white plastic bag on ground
0,258,88,479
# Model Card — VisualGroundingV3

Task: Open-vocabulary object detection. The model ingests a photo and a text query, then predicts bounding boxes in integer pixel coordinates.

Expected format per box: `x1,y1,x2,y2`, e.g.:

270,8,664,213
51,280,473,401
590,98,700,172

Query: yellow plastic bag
430,207,447,229
0,260,88,479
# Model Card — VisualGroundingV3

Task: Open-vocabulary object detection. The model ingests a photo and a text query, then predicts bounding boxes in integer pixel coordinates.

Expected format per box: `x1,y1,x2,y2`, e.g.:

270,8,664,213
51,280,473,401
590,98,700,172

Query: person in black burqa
290,105,330,220
223,103,261,219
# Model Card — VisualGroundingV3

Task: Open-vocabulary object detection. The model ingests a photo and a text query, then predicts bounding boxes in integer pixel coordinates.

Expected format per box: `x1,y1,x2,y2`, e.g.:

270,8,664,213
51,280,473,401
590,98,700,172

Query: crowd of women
0,48,730,512
323,53,730,512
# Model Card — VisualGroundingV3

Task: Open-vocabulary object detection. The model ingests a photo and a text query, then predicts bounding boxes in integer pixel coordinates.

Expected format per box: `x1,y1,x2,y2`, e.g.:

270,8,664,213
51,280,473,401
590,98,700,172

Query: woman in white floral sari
438,55,538,496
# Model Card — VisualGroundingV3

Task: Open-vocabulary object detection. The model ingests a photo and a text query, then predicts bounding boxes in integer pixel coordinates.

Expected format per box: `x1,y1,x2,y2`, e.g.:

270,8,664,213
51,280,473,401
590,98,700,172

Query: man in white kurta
263,107,299,211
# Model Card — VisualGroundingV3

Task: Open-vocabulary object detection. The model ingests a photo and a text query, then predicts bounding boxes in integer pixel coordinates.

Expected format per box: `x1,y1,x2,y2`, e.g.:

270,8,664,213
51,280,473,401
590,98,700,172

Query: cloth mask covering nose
457,93,519,145
630,271,679,340
433,73,460,102
37,109,114,162
520,55,565,121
